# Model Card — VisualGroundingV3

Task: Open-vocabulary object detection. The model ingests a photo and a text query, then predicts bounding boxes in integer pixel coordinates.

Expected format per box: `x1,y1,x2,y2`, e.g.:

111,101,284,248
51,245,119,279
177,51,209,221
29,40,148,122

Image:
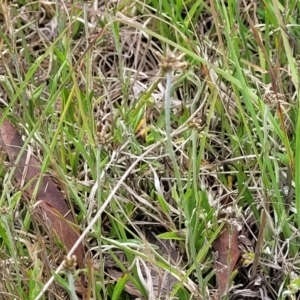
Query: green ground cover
0,1,300,299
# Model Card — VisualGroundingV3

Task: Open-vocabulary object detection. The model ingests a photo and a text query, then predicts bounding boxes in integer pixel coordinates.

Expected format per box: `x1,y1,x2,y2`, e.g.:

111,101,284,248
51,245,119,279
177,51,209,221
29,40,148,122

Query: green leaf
112,273,129,300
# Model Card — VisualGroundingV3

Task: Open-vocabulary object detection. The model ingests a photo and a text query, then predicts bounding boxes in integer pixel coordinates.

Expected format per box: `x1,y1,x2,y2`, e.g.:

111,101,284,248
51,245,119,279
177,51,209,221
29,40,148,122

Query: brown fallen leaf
213,223,241,298
0,112,84,269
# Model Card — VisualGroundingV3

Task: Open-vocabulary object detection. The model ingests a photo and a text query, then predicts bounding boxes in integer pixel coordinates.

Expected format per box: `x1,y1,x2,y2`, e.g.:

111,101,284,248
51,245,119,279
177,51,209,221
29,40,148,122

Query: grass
0,0,300,299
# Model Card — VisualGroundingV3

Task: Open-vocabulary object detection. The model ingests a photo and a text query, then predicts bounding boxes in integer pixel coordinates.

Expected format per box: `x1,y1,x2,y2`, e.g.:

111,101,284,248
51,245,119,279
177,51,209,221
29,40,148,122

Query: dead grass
0,0,300,299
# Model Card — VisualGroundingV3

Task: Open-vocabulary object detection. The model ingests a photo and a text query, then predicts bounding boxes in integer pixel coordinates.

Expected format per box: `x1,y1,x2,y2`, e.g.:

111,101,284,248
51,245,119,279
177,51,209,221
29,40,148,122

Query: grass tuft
0,0,300,299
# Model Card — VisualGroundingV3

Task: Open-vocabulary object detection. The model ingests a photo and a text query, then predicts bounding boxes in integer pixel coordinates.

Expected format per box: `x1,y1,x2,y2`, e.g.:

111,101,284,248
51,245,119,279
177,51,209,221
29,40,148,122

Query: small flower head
156,48,188,73
62,255,77,272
